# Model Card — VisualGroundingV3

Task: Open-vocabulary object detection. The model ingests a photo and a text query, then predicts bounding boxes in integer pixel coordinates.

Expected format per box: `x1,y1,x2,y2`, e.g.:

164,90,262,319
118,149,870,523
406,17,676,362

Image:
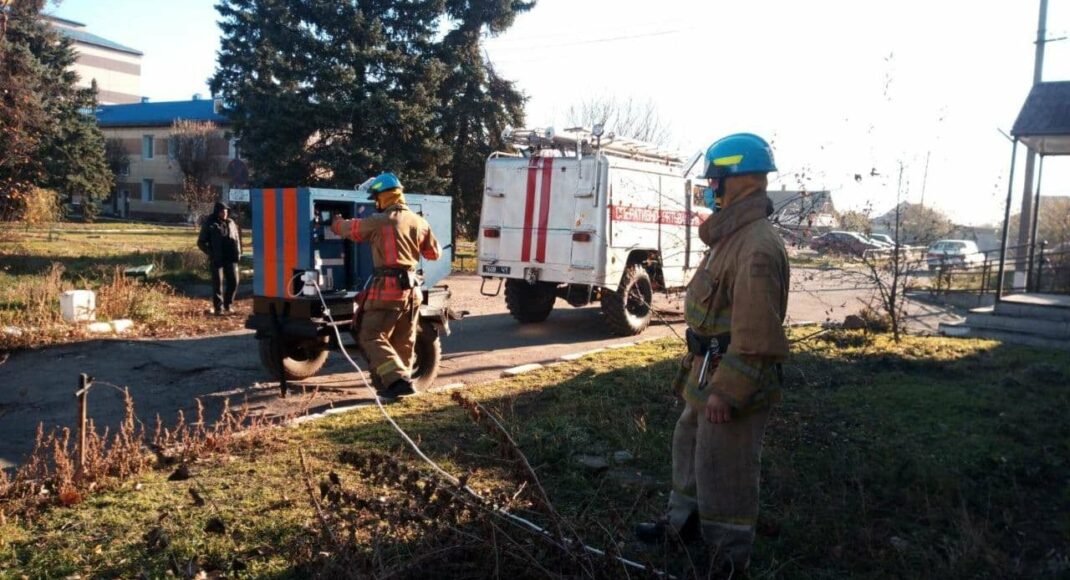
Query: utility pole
920,151,930,207
1015,0,1049,267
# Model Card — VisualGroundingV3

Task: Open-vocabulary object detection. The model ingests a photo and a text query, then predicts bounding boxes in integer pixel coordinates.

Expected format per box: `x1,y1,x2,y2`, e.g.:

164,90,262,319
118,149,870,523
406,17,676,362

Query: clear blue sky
51,0,1070,226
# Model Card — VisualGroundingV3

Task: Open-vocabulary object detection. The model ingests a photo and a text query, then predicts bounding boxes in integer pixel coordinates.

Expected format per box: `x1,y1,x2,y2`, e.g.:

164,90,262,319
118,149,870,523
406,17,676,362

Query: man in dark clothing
197,201,242,315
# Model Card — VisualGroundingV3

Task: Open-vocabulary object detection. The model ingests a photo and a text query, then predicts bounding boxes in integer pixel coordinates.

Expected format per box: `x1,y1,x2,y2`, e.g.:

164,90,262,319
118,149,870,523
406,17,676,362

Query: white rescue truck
477,127,709,335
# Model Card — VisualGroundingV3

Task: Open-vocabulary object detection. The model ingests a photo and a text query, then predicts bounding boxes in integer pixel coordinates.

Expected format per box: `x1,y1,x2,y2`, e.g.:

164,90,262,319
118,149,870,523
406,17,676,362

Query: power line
484,18,691,46
487,27,694,57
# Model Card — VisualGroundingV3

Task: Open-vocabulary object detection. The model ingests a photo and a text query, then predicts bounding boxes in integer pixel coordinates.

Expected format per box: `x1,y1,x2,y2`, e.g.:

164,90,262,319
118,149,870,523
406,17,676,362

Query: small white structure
60,290,96,322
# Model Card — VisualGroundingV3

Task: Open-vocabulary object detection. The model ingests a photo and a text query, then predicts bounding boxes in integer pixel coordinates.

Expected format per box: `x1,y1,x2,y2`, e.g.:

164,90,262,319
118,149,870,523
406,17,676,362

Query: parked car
809,231,884,256
868,233,894,246
926,239,984,271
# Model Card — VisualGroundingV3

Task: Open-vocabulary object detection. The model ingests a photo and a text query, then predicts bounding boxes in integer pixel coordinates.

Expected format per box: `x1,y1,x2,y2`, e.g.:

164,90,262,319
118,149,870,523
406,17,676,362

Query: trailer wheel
410,320,442,392
601,265,654,336
504,279,556,323
258,335,330,381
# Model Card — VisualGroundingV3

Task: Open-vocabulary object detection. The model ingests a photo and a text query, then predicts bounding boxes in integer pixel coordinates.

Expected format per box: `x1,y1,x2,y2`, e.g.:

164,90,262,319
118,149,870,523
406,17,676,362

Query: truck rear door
480,156,582,271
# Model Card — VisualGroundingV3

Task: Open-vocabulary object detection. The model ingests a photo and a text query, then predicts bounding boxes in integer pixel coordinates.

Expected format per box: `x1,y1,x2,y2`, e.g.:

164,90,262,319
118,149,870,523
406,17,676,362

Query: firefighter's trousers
666,401,771,569
358,295,420,387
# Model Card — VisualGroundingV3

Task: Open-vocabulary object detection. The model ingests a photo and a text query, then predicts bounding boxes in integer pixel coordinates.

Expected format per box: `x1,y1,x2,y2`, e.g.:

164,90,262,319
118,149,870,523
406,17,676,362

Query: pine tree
0,0,113,221
436,0,532,236
211,0,534,235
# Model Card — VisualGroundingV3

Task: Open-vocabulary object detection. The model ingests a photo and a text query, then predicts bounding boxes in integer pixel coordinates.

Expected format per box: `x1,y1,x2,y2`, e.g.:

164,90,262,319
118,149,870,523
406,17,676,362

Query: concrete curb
558,348,605,361
287,336,664,429
501,363,543,377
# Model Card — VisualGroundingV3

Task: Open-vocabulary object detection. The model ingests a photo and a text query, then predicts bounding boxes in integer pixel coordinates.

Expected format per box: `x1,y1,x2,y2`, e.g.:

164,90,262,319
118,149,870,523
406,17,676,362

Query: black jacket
197,216,242,266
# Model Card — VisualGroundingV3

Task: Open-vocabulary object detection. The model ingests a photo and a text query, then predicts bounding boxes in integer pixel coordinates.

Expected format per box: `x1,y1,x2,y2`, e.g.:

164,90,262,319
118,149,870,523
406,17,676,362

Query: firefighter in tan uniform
331,172,441,399
636,134,789,573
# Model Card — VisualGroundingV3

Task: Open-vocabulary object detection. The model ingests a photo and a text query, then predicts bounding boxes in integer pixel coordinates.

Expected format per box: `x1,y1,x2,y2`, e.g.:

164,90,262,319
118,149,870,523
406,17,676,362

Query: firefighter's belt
374,267,419,290
686,328,730,357
373,267,414,276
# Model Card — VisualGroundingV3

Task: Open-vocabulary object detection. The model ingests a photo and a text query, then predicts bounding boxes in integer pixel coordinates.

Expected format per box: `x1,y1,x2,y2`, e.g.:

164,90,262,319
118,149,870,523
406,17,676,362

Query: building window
141,179,154,202
168,137,178,160
142,135,154,159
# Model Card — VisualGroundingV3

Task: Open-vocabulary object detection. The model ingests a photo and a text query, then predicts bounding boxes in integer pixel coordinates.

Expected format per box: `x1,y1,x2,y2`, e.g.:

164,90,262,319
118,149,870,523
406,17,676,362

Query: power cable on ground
308,280,663,576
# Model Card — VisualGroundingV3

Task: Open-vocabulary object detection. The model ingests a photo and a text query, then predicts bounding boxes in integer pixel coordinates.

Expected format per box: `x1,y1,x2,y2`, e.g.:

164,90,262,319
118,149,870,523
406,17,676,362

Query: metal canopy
1012,81,1070,155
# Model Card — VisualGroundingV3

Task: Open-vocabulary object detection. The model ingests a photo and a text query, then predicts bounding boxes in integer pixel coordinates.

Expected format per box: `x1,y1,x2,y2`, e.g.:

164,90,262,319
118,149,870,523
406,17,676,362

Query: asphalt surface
0,270,962,468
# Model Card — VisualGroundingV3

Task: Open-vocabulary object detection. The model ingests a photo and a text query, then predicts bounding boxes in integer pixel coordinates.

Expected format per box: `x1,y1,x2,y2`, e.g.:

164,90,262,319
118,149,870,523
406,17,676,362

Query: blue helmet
367,172,402,199
703,133,777,179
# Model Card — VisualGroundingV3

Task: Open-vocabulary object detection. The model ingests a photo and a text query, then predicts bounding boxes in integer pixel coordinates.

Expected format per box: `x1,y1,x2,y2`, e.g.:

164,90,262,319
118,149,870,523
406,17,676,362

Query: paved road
0,270,961,468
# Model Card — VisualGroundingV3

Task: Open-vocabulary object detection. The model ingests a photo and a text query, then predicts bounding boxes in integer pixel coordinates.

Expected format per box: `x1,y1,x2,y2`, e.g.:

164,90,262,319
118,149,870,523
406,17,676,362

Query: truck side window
692,185,708,208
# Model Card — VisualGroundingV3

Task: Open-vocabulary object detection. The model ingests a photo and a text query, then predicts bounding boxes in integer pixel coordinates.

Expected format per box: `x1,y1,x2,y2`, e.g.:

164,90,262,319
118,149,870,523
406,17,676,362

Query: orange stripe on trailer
262,189,278,297
282,187,298,296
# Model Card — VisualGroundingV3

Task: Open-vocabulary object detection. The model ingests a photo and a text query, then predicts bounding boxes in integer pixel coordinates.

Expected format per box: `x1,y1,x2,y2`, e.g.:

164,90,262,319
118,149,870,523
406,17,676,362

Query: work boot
634,512,701,544
379,378,415,399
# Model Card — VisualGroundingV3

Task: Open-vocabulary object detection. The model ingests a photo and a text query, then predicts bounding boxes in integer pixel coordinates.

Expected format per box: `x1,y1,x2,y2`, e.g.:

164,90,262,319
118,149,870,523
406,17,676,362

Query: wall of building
72,43,141,104
102,125,235,220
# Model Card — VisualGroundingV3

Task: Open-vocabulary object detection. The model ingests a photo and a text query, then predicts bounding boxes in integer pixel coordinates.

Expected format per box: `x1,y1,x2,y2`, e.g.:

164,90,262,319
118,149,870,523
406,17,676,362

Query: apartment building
46,16,142,105
96,97,244,220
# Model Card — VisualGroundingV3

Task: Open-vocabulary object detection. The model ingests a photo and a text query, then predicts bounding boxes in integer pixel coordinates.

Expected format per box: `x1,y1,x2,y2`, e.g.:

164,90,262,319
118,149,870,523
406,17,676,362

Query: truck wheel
601,266,654,336
504,279,556,323
258,335,330,381
410,321,442,392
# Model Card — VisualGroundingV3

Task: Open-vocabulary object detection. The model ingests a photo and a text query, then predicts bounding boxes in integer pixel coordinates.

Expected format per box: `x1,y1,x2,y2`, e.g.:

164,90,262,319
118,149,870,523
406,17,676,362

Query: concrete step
938,323,1070,351
963,312,1070,339
993,301,1070,322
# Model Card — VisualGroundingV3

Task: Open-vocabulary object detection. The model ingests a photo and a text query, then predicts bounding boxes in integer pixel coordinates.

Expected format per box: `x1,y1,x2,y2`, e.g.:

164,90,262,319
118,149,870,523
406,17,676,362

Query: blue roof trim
55,26,143,56
96,100,229,128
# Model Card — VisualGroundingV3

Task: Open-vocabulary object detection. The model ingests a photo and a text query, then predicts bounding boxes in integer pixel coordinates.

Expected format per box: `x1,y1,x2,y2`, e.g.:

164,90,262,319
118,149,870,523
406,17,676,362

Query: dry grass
2,334,1067,578
0,263,246,351
0,389,281,520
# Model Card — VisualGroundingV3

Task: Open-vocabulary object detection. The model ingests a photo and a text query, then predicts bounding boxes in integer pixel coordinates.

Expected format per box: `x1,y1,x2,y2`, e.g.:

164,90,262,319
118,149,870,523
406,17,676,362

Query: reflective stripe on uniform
684,300,731,335
721,353,779,387
720,352,763,382
376,358,399,376
349,219,364,242
700,516,756,530
366,276,406,301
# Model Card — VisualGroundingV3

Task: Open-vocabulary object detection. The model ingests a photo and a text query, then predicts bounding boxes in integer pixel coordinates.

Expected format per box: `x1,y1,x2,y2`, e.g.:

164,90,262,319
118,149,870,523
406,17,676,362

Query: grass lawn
451,238,477,273
0,222,253,349
1,330,1066,578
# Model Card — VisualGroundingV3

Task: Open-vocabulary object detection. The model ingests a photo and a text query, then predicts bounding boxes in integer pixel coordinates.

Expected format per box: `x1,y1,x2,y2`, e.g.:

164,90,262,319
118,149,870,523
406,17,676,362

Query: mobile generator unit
242,187,454,394
477,127,708,336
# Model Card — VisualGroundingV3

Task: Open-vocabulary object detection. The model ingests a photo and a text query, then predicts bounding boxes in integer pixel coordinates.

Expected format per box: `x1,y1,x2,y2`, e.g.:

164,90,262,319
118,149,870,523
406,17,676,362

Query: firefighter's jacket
332,202,441,310
682,189,790,412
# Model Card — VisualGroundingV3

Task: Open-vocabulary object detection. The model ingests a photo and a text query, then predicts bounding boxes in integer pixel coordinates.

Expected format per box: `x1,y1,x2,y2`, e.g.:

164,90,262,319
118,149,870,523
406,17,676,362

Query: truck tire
601,266,654,336
258,335,330,381
410,320,442,392
504,279,556,323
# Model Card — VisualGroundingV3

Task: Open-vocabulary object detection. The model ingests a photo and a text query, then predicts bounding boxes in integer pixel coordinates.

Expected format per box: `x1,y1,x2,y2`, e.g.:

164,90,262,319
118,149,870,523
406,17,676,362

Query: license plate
482,265,511,275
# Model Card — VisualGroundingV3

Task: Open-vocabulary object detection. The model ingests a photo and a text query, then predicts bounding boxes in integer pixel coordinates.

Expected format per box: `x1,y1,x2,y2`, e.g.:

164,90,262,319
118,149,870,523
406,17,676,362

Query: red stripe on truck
521,157,539,262
535,157,555,263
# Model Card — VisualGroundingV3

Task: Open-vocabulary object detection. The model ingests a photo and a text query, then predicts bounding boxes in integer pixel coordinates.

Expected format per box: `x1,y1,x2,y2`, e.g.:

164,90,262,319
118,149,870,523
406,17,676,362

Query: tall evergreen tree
211,0,533,234
0,0,112,220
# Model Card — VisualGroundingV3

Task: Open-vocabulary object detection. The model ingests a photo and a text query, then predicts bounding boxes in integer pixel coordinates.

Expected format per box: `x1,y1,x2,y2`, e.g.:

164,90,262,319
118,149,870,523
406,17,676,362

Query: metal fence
924,242,1070,297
